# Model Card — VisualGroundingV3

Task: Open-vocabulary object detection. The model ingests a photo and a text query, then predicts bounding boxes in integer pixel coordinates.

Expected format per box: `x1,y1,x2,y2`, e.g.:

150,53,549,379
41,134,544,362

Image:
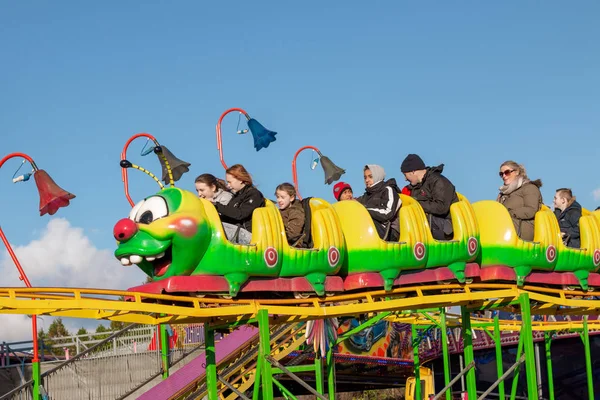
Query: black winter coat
357,179,401,240
554,201,582,248
215,185,265,232
408,165,459,240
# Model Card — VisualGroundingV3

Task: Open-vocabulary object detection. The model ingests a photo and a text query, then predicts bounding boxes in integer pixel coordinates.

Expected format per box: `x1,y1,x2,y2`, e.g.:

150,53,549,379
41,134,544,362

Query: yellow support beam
0,284,599,326
385,314,600,332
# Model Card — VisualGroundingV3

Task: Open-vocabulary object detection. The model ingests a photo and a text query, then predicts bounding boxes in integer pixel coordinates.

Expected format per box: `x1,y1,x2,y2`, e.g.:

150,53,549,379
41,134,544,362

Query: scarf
498,177,528,201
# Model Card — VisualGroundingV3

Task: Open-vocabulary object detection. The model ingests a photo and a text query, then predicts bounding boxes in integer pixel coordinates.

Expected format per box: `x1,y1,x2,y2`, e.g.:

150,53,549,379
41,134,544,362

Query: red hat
333,182,352,201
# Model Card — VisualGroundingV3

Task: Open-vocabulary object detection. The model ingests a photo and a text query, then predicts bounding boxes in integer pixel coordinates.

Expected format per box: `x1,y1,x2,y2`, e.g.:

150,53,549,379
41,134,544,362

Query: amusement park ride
1,108,600,400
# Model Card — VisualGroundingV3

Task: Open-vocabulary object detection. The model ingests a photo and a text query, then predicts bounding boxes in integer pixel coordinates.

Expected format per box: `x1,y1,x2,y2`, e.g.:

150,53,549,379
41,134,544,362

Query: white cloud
593,188,600,202
0,315,35,342
0,218,145,342
1,218,142,289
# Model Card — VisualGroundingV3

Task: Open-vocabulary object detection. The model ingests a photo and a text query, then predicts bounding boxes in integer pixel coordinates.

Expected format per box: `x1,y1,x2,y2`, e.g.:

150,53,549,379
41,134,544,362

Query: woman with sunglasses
497,161,542,241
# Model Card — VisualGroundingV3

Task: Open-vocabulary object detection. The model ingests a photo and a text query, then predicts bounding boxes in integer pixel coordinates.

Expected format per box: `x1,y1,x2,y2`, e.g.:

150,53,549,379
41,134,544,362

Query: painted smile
119,246,173,277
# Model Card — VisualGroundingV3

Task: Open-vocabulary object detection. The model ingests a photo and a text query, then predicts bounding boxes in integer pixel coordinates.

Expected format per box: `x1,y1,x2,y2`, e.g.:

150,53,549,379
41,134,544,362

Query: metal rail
1,284,600,327
432,361,475,400
265,356,327,400
477,355,526,400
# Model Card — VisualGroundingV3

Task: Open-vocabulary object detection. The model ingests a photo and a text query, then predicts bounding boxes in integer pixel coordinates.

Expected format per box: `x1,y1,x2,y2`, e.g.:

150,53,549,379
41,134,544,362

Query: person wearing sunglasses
497,161,542,241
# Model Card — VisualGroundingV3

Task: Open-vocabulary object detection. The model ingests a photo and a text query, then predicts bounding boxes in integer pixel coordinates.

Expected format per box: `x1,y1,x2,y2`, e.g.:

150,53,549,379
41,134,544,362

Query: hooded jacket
212,189,233,206
408,164,459,240
215,185,265,232
357,178,401,240
554,200,582,248
280,199,305,246
497,178,542,242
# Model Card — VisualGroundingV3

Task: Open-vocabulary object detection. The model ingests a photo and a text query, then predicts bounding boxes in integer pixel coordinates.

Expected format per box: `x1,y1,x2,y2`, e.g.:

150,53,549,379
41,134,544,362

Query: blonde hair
500,160,528,180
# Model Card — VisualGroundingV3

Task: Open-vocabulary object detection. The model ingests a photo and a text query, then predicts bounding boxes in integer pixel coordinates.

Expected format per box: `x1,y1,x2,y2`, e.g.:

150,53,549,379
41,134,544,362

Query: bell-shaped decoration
155,145,191,183
319,156,345,185
247,118,277,152
33,170,76,216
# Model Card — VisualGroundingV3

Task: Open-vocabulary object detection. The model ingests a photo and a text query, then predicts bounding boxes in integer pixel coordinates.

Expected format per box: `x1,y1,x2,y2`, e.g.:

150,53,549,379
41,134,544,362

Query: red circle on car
546,245,557,263
593,249,600,267
467,237,478,256
328,246,340,268
264,247,278,268
414,242,426,261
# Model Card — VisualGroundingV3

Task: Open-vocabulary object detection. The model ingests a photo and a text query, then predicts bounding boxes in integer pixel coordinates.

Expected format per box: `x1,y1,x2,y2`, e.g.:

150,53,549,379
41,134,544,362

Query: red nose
114,218,138,242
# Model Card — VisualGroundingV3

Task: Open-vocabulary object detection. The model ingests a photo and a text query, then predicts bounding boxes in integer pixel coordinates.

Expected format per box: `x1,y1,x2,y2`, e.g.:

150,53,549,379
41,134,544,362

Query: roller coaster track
178,323,307,400
1,284,600,327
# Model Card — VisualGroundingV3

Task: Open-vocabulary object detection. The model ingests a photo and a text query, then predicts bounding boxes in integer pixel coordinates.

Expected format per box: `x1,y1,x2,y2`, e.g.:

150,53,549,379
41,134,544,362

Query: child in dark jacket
275,183,305,246
553,188,582,248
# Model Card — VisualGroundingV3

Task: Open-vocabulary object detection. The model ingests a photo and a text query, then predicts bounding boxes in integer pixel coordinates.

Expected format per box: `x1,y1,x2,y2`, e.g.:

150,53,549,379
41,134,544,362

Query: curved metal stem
0,152,39,361
216,108,250,170
292,145,322,200
0,152,38,171
121,133,159,207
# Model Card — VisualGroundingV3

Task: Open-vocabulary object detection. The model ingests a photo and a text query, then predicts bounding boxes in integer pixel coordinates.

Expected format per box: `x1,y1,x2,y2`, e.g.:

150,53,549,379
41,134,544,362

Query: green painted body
114,188,600,296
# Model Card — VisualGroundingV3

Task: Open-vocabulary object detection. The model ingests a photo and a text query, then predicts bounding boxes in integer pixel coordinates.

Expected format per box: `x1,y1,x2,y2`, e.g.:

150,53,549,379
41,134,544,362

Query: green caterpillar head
113,188,211,280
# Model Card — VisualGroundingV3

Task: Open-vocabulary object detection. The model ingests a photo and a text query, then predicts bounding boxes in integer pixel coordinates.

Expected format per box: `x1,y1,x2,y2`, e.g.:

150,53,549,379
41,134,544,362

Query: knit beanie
365,164,386,184
400,154,426,173
333,182,352,201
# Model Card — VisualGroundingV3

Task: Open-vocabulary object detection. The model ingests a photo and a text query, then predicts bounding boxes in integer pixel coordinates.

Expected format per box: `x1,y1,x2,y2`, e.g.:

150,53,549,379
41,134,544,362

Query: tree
76,327,88,336
109,321,126,331
93,324,110,341
37,328,52,356
76,327,90,342
47,317,70,339
38,319,70,358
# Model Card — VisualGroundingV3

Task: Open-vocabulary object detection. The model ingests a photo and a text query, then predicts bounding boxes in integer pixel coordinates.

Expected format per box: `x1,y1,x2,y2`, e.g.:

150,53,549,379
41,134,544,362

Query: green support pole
160,324,170,379
272,377,298,400
493,315,505,400
519,293,538,400
315,356,324,395
204,325,218,400
440,308,451,400
510,333,524,400
582,316,594,400
412,324,421,400
253,353,263,400
32,360,40,400
461,306,477,399
545,332,554,400
258,310,274,400
326,345,336,399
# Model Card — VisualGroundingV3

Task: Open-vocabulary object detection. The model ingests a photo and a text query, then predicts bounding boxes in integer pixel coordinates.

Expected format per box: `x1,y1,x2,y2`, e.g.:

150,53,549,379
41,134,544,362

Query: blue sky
1,2,599,281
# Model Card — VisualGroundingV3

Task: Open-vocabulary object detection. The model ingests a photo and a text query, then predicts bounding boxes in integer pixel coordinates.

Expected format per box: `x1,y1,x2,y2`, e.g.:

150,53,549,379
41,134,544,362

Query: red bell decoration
33,169,76,216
